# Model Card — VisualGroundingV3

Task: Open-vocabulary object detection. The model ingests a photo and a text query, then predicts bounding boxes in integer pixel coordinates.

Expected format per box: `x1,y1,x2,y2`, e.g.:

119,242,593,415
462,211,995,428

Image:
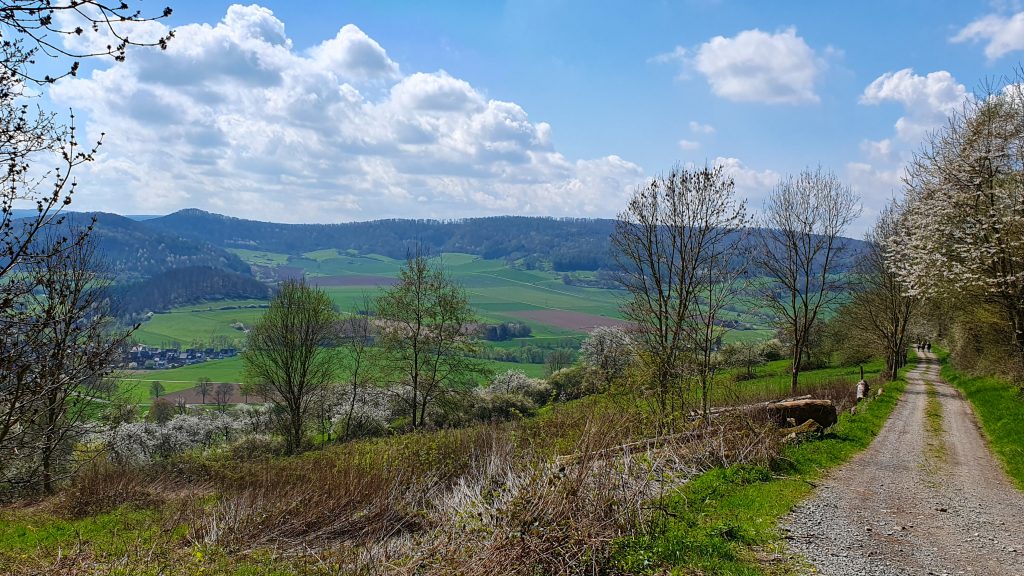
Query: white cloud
50,5,645,222
952,11,1024,60
692,27,825,105
713,157,779,203
649,45,687,65
860,138,893,163
678,139,700,151
846,162,902,201
860,68,968,142
688,121,715,134
308,24,400,82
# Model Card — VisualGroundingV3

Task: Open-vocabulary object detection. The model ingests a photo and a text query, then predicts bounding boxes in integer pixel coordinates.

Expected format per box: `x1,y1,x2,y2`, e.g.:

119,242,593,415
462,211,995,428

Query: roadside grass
611,353,915,574
939,351,1024,490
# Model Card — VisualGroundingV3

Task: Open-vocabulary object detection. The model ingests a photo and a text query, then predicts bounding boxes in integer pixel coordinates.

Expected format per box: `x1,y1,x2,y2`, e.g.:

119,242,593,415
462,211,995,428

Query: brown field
506,309,632,332
309,275,399,287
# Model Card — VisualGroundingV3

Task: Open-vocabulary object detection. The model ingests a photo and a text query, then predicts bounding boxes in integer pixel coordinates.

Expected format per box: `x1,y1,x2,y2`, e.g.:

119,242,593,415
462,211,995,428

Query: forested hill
33,212,252,280
149,209,619,271
148,209,869,273
110,266,271,319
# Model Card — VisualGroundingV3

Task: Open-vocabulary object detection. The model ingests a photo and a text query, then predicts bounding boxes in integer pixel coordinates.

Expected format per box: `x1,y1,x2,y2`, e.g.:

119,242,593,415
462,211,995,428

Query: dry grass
60,461,170,519
164,405,784,575
16,372,844,574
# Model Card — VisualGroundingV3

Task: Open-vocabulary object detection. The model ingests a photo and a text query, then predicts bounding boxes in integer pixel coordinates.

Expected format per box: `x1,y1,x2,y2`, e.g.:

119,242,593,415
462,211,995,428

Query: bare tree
339,297,377,440
544,349,573,375
0,2,173,495
756,167,860,393
0,235,130,494
214,382,233,412
242,280,341,453
376,251,487,429
196,377,212,404
612,165,748,424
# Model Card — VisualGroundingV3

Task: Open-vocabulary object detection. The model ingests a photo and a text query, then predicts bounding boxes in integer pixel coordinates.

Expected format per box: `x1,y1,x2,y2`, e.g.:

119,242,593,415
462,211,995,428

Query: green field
139,251,775,348
118,355,547,403
123,251,777,402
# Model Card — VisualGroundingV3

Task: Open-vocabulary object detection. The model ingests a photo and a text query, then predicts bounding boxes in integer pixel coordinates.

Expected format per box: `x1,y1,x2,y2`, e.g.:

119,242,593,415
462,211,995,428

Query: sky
35,1,1024,233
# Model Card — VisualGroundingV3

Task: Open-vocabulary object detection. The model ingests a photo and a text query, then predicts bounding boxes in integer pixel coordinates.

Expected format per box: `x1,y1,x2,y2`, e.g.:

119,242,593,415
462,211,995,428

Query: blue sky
43,1,1024,233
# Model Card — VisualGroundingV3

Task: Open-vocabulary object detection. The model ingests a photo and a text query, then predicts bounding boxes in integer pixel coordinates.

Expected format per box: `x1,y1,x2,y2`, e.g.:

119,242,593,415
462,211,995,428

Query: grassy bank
612,354,915,575
0,356,895,575
938,351,1024,489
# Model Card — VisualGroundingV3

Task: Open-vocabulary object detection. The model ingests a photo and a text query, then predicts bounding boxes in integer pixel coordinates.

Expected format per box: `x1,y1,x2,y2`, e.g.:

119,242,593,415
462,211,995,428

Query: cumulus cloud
860,68,968,142
50,4,644,222
688,121,715,134
678,139,700,151
846,162,902,204
692,27,825,105
712,156,779,204
860,138,893,163
952,11,1024,60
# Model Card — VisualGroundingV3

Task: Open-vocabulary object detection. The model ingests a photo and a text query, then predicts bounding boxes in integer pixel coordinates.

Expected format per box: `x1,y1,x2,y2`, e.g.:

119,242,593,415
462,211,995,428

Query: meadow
134,251,774,346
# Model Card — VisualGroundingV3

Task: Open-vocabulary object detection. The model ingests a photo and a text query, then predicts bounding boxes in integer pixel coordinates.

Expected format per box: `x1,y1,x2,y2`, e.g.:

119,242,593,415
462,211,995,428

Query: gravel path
783,351,1024,575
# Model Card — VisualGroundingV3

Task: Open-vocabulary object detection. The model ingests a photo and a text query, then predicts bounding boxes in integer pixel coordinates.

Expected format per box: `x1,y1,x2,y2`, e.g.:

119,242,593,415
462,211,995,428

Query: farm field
118,355,548,404
137,251,775,348
120,250,777,403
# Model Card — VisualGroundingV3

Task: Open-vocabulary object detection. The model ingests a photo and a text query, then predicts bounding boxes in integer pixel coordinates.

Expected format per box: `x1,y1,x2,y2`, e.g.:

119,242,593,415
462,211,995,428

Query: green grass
611,353,915,574
132,305,264,347
133,254,777,346
225,248,290,267
923,381,945,465
0,505,330,575
0,507,162,556
939,352,1024,490
117,355,546,403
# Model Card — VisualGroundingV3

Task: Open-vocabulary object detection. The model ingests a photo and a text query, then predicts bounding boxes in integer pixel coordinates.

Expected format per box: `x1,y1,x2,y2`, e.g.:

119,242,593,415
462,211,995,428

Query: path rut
783,351,1024,575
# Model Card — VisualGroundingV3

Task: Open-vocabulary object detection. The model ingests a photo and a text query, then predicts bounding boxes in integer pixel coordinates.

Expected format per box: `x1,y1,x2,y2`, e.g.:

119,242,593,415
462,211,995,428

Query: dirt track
783,351,1024,575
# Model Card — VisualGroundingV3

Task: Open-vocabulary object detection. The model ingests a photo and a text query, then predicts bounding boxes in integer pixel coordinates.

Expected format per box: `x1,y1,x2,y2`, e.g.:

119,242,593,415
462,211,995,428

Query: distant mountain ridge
23,208,870,282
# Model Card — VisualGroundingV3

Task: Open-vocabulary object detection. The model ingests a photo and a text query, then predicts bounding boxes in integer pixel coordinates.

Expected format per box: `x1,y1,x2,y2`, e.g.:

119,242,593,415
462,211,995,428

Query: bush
547,365,599,401
472,391,537,422
488,370,553,406
227,434,285,461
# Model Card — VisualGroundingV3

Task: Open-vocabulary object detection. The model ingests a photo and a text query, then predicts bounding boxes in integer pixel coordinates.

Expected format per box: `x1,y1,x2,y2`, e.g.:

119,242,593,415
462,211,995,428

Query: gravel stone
782,352,1024,575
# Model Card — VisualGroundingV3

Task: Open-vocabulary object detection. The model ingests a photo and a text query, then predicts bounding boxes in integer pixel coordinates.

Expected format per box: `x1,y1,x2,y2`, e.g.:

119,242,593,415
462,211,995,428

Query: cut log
780,419,822,442
767,399,838,430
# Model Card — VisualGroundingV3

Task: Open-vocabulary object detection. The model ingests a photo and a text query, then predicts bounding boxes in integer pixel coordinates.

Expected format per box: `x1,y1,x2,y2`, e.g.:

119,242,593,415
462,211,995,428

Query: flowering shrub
105,412,246,465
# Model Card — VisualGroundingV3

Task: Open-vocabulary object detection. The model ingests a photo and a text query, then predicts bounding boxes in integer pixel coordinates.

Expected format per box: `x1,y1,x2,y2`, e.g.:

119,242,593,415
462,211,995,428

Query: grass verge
939,352,1024,490
923,381,946,467
611,355,915,575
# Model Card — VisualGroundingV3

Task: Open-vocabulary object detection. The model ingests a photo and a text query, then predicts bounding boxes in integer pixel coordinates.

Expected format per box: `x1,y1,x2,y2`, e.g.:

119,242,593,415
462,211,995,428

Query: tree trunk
288,404,303,454
790,341,802,394
343,384,357,441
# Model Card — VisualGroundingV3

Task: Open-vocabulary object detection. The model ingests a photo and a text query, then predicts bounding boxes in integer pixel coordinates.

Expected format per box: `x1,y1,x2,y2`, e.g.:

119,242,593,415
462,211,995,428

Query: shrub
547,365,599,401
488,370,553,406
472,391,537,422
